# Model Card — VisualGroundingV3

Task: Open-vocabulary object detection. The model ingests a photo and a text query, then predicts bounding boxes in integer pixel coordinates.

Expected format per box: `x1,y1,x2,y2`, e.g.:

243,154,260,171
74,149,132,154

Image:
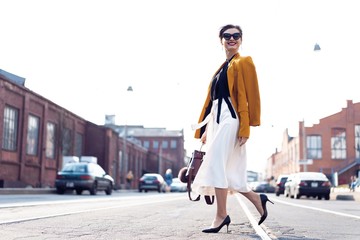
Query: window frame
170,140,177,149
46,122,56,159
355,125,360,159
331,128,346,159
306,135,322,159
2,106,19,151
26,114,40,156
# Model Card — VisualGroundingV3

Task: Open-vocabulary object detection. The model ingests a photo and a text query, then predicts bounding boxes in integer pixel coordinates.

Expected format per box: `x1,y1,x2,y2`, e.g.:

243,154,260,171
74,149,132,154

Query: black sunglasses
222,33,241,41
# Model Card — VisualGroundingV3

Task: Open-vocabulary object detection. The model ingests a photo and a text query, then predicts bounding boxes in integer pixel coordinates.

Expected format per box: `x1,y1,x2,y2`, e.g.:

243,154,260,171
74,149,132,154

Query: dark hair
219,24,242,39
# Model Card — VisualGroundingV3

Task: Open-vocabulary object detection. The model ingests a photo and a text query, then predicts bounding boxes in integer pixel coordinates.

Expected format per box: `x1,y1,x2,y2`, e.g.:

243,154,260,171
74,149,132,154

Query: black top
210,57,236,123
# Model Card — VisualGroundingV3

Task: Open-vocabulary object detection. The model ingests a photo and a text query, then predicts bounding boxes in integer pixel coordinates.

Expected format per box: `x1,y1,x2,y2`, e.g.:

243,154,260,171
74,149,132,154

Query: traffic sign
299,159,313,165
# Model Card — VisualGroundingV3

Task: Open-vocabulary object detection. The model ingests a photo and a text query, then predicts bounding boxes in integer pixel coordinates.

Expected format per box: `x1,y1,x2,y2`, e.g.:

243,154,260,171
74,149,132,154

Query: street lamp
314,43,321,51
302,43,321,172
122,85,133,188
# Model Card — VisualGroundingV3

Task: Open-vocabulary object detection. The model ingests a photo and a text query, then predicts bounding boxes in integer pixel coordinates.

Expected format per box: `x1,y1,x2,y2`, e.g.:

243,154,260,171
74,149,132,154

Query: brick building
267,100,360,185
0,69,185,189
104,124,185,178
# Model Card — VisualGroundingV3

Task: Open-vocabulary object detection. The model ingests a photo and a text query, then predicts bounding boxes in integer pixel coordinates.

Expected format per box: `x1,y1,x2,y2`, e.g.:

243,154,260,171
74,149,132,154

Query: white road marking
0,195,184,225
235,194,273,240
272,198,360,220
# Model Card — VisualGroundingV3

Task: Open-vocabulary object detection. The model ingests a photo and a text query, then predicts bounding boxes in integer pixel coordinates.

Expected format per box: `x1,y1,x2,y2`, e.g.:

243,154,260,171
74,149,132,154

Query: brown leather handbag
178,148,214,205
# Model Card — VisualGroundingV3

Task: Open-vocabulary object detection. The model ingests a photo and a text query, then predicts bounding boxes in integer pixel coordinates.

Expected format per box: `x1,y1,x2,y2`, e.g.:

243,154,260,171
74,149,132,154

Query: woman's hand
238,137,248,146
201,131,207,144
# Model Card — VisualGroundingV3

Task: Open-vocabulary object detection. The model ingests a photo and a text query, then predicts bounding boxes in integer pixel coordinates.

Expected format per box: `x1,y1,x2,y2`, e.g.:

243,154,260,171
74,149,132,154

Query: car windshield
62,164,87,173
144,175,157,180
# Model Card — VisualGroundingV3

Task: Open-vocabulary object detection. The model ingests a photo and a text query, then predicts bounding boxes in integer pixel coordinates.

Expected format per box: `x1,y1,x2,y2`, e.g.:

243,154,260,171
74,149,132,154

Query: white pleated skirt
192,98,251,196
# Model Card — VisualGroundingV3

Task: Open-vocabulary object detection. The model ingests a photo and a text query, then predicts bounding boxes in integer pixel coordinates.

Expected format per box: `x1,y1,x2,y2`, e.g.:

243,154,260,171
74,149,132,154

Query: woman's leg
211,188,229,227
240,191,264,215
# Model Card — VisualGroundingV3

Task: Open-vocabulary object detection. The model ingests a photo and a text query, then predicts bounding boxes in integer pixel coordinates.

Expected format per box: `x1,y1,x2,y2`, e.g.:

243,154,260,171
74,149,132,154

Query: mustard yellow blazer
194,53,261,139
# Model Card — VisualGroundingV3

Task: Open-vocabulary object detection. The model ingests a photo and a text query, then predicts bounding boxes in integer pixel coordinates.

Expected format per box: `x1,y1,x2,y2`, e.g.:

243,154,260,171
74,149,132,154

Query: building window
26,114,40,155
46,122,56,158
153,140,159,149
307,135,322,159
331,128,346,159
162,140,168,149
75,132,83,157
170,140,177,149
143,140,150,148
2,106,18,151
62,128,72,156
355,125,360,159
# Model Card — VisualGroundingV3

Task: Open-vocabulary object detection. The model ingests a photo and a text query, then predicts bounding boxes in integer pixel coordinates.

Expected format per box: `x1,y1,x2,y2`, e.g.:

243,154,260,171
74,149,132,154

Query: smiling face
221,28,242,53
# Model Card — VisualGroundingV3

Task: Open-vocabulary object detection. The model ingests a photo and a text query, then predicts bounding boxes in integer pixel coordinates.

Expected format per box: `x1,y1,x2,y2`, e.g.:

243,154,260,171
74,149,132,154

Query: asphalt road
1,190,360,240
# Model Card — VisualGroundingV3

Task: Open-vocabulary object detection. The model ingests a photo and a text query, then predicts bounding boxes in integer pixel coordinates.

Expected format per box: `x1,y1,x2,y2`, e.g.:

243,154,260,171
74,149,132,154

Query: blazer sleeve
243,56,261,127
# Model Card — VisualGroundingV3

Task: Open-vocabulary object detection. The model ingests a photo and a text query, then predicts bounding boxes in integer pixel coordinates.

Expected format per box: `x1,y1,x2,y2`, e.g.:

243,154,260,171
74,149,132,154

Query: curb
336,194,355,201
0,188,137,195
0,188,56,195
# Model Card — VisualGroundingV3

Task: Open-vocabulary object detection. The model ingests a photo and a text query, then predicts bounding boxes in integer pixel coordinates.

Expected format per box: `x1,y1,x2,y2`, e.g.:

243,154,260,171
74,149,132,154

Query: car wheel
295,193,301,199
139,188,142,192
76,189,83,195
317,195,322,200
105,183,112,195
276,192,280,197
324,194,330,200
90,182,97,195
145,190,148,193
56,187,65,194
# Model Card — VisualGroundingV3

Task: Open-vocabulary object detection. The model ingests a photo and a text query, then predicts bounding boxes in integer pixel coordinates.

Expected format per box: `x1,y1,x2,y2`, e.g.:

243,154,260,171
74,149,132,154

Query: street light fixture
314,43,321,51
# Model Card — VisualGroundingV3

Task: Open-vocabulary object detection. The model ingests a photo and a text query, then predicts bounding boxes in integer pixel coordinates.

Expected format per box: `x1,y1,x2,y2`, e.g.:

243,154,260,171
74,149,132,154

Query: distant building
104,124,185,176
268,100,360,186
0,69,185,189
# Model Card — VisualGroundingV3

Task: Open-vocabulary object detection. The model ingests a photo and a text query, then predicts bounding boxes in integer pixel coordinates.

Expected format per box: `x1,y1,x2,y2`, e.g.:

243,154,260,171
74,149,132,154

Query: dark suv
275,174,289,196
55,162,114,195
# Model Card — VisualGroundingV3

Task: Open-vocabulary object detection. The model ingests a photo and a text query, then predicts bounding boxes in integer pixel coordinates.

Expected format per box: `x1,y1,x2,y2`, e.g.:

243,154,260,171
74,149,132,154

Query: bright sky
1,0,360,174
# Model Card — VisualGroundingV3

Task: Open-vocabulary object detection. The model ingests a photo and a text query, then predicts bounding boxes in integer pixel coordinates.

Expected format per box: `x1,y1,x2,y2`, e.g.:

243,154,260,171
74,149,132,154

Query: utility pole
302,120,307,172
122,86,133,188
158,143,162,175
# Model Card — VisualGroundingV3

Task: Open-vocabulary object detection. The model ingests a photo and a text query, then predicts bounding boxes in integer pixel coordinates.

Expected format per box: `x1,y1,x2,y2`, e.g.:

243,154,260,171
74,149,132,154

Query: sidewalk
0,188,135,195
331,186,360,201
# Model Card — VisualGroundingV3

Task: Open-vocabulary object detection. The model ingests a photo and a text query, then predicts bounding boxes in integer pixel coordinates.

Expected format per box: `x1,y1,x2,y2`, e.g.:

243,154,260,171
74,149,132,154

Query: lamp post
122,86,133,188
302,43,321,172
158,143,162,175
302,119,307,172
314,43,321,51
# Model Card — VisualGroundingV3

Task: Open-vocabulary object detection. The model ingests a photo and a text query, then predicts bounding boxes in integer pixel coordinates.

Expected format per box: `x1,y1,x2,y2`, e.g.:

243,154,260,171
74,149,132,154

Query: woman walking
192,24,273,233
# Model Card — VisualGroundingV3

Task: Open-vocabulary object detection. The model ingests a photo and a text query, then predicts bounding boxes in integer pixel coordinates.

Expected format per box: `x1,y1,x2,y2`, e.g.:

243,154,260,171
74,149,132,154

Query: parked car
170,178,187,192
250,181,276,193
275,174,289,196
138,173,166,193
55,162,114,195
284,172,331,200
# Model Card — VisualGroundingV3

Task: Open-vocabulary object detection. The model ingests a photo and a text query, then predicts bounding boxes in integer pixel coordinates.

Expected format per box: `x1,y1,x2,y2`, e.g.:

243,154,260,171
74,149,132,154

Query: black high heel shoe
202,215,231,233
258,194,274,225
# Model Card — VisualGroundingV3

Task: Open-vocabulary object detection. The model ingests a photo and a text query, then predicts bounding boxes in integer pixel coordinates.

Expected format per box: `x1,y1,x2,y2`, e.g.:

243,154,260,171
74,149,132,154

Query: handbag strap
186,157,214,205
187,167,201,201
